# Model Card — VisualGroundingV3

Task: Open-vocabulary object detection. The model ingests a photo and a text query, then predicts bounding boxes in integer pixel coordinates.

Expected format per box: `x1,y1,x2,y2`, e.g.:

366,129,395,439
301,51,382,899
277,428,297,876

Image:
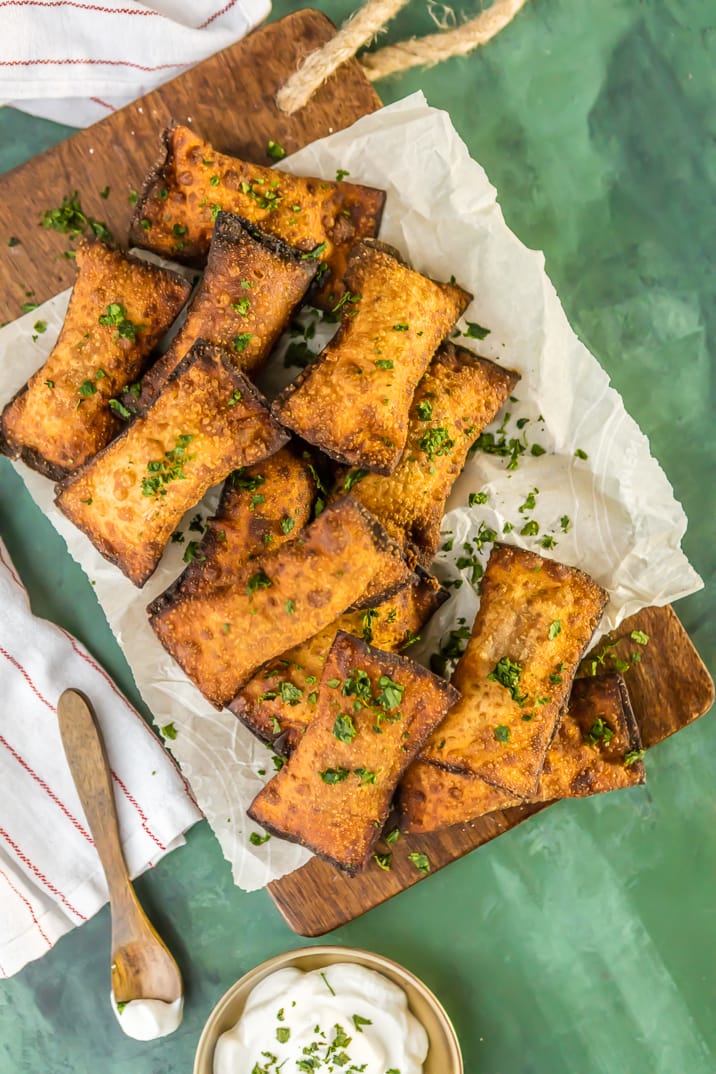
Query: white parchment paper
0,93,702,890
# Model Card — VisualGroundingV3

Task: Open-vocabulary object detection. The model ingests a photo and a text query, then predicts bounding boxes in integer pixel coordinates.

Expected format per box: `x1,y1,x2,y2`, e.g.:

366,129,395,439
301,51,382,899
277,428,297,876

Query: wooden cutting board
0,9,712,937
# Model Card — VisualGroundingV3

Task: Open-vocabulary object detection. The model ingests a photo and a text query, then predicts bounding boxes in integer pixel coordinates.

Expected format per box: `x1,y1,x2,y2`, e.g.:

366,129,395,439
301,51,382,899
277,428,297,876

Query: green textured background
0,2,714,1072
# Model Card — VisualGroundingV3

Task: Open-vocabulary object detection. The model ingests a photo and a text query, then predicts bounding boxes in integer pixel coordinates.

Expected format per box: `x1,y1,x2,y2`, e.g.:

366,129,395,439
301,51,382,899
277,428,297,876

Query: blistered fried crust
0,242,190,480
421,544,608,797
231,573,447,753
157,445,316,600
147,496,412,707
399,673,645,832
56,342,287,587
272,243,472,475
248,631,459,873
344,343,519,564
134,213,317,413
128,124,385,304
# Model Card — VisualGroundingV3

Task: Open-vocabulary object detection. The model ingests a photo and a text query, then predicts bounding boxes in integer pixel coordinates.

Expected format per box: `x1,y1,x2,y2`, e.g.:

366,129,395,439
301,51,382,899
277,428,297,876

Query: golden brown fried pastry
56,341,287,587
400,673,645,832
248,630,459,874
128,124,385,305
147,496,414,708
0,241,190,480
162,444,316,599
133,213,317,413
272,242,472,475
420,544,608,797
231,572,447,753
342,342,519,565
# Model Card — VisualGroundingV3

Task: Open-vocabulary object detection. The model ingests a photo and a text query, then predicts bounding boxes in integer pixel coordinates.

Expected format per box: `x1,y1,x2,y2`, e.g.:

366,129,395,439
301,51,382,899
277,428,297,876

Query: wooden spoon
57,688,183,1004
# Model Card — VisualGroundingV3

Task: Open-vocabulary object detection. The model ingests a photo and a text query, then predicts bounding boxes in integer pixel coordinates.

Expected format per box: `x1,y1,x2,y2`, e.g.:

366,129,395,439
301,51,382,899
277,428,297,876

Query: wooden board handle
57,689,130,902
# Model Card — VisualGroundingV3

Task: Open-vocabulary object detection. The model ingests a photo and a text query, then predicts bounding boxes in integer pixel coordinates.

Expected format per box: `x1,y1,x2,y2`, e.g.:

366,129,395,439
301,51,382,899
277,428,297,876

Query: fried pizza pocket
343,342,519,564
420,544,608,797
248,631,458,874
273,242,471,475
1,241,190,479
56,341,287,586
147,497,414,708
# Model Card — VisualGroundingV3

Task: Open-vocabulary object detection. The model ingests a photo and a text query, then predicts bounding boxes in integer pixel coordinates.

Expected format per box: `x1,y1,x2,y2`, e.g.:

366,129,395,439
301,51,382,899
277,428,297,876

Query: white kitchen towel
0,539,201,978
0,0,271,127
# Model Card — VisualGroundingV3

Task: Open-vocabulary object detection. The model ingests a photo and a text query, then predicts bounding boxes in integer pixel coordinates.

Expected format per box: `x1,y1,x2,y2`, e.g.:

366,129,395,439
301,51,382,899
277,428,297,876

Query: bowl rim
193,943,463,1074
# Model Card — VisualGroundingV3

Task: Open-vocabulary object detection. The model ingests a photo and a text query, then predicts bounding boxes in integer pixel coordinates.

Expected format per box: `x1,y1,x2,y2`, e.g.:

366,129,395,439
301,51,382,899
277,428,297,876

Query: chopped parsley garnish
548,619,562,639
342,668,372,705
160,722,177,740
8,236,20,247
21,301,38,313
494,724,510,742
183,541,205,564
430,624,471,676
233,333,253,352
333,713,357,743
392,322,409,331
352,1014,372,1032
276,1026,290,1043
320,767,349,784
344,468,369,492
98,302,144,342
283,340,317,369
33,320,47,334
376,675,403,711
408,851,431,874
374,853,392,871
108,398,131,419
374,358,394,369
354,767,377,785
227,388,243,407
361,608,379,643
385,827,400,845
419,426,455,460
630,630,650,646
285,599,296,615
468,491,488,506
141,434,194,497
585,717,614,746
300,241,328,260
247,569,272,594
463,321,490,339
231,297,251,316
624,748,646,767
520,520,540,536
472,430,525,470
266,140,286,160
574,448,589,460
277,681,302,705
560,515,571,533
78,379,96,397
336,168,350,181
416,399,433,421
230,469,265,492
40,190,114,245
519,489,538,513
45,379,55,389
280,516,295,535
249,831,270,846
487,657,527,705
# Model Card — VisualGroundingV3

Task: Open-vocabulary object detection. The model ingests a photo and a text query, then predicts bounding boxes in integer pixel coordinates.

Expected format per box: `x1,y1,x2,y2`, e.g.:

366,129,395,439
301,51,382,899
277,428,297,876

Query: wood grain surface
1,9,711,940
269,604,714,935
0,9,381,324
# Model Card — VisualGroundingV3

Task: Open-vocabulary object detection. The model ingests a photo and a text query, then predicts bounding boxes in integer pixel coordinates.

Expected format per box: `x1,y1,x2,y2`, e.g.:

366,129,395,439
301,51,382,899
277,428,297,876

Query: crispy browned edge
247,630,460,874
423,543,609,792
127,122,387,276
0,242,191,480
56,339,287,587
230,569,449,754
128,211,318,415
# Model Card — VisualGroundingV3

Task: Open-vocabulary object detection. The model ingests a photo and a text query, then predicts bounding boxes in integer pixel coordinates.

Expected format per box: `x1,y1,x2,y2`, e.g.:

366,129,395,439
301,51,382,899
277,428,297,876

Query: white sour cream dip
110,992,183,1040
213,962,428,1074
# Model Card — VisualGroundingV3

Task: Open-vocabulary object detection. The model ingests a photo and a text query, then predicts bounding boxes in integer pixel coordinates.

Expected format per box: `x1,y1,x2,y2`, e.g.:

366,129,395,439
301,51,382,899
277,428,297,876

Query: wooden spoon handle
57,688,131,900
